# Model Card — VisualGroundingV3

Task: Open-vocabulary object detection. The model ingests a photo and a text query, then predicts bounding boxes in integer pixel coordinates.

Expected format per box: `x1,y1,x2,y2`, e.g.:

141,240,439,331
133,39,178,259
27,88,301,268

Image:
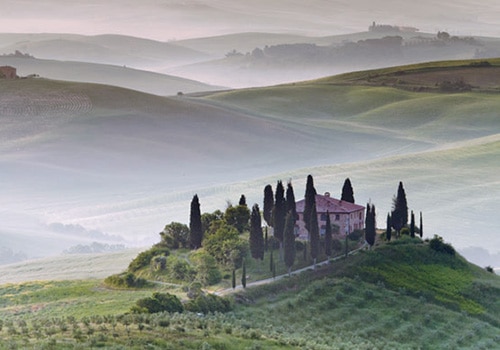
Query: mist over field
1,1,499,273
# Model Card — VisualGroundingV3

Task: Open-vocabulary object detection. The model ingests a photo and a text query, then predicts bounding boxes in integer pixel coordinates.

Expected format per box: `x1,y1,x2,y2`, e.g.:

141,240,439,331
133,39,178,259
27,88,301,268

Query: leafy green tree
201,210,223,236
191,252,221,286
341,178,355,203
203,223,248,267
386,213,392,241
310,202,320,268
365,203,376,247
225,204,250,233
284,212,296,276
263,184,274,227
391,181,408,235
273,180,286,243
160,222,190,249
304,174,317,234
410,210,415,238
249,204,265,260
190,194,203,249
241,259,247,288
324,211,332,259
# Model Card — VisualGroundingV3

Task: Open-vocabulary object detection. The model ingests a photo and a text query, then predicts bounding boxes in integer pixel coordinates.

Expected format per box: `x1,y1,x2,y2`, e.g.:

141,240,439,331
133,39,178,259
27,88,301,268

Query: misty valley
0,2,500,349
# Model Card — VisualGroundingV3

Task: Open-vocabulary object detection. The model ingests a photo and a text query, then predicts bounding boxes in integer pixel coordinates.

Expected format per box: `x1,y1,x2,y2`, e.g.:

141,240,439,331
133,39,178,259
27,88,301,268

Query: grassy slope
2,59,499,259
0,56,221,96
0,240,499,349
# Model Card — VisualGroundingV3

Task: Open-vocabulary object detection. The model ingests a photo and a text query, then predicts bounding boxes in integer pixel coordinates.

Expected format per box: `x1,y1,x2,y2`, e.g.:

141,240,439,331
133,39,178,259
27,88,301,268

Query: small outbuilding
0,66,17,79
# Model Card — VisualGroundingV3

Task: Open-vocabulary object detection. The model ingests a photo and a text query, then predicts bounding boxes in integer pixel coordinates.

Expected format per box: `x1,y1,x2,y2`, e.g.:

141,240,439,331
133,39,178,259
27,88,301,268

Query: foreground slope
0,240,498,349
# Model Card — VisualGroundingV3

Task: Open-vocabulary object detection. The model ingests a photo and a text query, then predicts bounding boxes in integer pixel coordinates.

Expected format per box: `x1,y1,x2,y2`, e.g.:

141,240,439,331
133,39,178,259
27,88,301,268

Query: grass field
1,239,499,349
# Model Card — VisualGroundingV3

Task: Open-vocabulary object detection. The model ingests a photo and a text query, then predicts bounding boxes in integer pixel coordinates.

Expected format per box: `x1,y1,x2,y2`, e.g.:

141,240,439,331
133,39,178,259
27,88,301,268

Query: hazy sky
1,0,500,40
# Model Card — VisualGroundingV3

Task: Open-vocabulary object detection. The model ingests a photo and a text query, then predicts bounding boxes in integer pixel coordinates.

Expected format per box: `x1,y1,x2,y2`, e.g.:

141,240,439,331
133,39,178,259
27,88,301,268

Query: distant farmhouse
0,66,17,79
295,192,365,240
369,21,419,33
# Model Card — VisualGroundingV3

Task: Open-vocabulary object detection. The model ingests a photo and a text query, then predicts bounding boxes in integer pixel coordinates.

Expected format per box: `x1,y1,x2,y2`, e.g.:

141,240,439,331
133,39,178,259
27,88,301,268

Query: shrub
131,292,184,314
348,229,364,241
104,272,146,288
128,244,170,272
429,235,455,255
184,294,232,314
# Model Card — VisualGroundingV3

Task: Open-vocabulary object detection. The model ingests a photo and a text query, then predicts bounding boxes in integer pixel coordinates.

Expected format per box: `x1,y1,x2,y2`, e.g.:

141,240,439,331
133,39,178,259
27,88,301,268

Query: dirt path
213,243,368,296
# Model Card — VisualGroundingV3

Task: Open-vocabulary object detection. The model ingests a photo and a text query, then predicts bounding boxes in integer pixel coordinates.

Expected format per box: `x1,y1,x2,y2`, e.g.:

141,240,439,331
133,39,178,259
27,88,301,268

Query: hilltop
0,238,498,349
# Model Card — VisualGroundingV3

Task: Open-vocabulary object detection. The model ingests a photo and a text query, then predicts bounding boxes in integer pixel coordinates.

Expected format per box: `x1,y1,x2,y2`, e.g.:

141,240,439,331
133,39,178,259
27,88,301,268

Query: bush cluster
429,235,455,255
104,272,146,288
128,244,170,272
131,292,232,315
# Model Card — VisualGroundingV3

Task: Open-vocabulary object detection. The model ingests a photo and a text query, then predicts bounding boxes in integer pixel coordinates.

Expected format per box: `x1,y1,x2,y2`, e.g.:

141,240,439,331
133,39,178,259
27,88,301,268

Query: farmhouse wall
0,66,17,79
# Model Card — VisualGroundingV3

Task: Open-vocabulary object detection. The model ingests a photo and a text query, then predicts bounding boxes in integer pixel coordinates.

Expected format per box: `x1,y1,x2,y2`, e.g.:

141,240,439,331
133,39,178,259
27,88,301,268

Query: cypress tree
273,180,286,244
286,181,297,220
324,211,332,260
263,184,274,227
341,178,355,203
249,204,265,260
420,211,423,238
269,248,274,272
189,194,203,249
309,202,320,268
264,227,268,252
232,269,236,289
410,210,415,238
241,260,246,288
284,212,296,276
391,181,408,235
365,203,376,247
386,213,392,241
304,175,317,234
239,194,247,206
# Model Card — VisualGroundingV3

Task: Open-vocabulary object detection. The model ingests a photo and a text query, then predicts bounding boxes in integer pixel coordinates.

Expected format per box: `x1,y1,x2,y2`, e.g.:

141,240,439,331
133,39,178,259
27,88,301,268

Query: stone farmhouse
0,66,17,79
295,192,365,240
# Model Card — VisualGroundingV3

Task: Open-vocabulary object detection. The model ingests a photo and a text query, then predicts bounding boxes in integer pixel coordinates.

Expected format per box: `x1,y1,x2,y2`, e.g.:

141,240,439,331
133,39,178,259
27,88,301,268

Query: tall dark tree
241,259,247,288
386,213,392,242
391,181,408,235
304,174,317,234
341,178,355,203
410,210,416,238
419,211,423,238
324,211,332,260
286,181,297,220
365,203,376,247
309,202,320,268
239,194,247,206
232,269,236,289
249,204,265,261
284,212,296,276
189,194,203,249
269,248,274,272
263,184,274,227
273,180,286,244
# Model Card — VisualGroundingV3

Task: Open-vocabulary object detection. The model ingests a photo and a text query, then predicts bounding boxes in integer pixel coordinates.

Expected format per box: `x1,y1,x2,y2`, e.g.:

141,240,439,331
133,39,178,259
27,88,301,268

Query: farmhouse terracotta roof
296,193,365,214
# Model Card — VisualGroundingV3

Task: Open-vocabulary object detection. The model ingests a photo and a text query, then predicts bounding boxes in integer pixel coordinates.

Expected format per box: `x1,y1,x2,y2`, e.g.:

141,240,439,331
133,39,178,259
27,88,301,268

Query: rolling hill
0,33,211,70
0,56,221,96
1,59,499,268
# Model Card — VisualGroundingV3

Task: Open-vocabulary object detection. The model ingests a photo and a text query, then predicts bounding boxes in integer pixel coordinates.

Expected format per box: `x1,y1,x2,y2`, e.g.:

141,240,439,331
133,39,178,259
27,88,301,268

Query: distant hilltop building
0,66,17,79
295,192,365,240
369,21,419,33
